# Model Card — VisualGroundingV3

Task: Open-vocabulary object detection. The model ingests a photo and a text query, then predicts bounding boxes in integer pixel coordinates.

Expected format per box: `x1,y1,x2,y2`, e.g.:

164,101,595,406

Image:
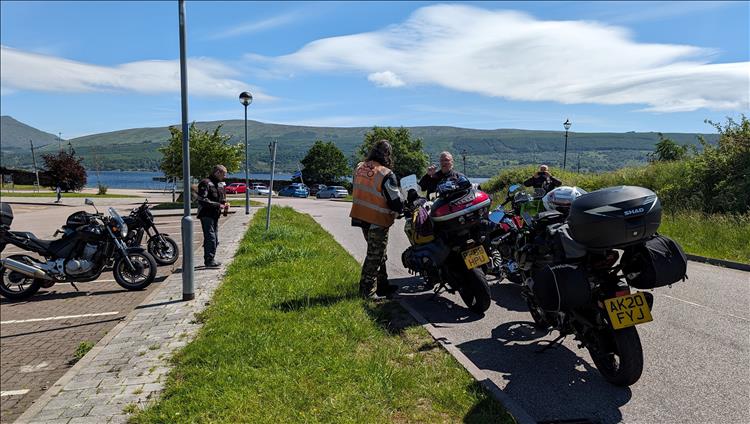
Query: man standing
55,183,62,203
418,151,464,196
524,164,562,193
350,140,404,300
196,165,229,268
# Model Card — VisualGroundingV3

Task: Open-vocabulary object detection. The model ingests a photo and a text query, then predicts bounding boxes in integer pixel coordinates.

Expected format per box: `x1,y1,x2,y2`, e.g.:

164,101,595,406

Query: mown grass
0,191,137,198
660,211,749,264
133,206,511,424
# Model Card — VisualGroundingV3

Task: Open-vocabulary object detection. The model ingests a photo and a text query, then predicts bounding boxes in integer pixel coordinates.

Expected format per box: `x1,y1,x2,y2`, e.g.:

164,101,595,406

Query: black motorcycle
0,199,157,300
400,175,492,314
124,200,179,266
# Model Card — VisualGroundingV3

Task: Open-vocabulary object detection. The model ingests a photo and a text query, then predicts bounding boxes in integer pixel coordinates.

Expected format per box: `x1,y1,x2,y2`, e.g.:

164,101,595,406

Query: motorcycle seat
10,231,53,250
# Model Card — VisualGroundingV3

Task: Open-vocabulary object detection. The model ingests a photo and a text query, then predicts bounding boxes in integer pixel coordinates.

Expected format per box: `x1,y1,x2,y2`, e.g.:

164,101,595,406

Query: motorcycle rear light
615,289,631,297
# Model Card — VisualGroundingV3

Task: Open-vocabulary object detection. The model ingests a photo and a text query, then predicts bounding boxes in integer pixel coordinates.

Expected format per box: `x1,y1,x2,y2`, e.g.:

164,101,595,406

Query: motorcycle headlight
121,222,128,236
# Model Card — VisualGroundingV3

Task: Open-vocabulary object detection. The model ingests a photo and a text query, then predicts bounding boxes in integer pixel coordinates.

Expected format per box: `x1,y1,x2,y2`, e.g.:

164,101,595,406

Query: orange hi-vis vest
350,161,396,227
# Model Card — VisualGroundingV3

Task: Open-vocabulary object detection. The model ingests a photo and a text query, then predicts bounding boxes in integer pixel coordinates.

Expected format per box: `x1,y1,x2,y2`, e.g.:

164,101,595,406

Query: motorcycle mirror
488,209,506,224
508,184,521,195
85,198,94,206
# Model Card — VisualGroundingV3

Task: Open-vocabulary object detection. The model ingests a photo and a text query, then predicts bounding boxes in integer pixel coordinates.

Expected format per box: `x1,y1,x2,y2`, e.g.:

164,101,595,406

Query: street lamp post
178,0,194,301
563,118,572,170
461,149,467,176
239,91,253,215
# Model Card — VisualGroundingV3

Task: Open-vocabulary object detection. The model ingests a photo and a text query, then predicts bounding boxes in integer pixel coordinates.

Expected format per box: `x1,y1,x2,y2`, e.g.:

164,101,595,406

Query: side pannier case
621,234,688,289
567,186,661,248
0,202,13,227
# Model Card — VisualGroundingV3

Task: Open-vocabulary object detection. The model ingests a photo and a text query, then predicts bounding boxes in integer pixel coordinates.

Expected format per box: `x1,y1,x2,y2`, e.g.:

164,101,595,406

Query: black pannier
0,202,13,227
622,235,687,289
531,264,591,311
568,186,661,248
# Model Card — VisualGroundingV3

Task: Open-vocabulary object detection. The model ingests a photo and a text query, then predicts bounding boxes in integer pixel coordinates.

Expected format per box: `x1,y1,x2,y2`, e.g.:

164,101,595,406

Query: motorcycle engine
65,243,98,275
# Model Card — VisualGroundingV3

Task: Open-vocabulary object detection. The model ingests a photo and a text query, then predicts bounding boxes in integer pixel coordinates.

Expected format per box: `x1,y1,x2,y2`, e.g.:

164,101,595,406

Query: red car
224,183,246,194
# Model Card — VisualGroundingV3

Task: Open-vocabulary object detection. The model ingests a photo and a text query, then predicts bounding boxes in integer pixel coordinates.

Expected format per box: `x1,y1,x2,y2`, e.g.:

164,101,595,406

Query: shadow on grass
273,292,358,312
363,299,420,335
463,381,513,423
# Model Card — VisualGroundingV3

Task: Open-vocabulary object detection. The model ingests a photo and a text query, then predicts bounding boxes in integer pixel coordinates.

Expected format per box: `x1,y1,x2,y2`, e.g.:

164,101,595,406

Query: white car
316,185,349,199
248,184,270,196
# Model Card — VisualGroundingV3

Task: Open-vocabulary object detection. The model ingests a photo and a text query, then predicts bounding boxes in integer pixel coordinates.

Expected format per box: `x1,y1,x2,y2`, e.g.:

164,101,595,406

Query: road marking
660,294,749,322
20,362,49,373
0,389,30,397
0,311,119,325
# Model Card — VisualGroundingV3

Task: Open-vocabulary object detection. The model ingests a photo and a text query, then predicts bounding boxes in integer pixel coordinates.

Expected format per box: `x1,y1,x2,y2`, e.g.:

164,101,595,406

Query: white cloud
0,45,274,100
266,4,749,112
207,12,301,40
368,71,406,87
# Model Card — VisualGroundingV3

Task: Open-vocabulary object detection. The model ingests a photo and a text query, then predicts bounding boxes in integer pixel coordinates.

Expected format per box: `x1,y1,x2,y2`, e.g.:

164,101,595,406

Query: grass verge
0,191,136,198
133,206,511,423
660,211,749,264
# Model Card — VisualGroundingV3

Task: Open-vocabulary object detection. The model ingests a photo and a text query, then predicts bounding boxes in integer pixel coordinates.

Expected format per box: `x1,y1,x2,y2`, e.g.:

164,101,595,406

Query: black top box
567,186,661,248
0,202,13,227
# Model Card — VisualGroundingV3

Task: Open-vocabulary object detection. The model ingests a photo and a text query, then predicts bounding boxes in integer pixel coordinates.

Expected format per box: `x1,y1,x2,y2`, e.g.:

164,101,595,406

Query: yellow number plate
604,292,653,329
462,245,490,269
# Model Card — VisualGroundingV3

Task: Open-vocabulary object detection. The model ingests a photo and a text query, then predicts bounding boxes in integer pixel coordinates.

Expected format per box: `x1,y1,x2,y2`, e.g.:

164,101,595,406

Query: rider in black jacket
418,151,465,196
196,165,229,267
524,164,562,193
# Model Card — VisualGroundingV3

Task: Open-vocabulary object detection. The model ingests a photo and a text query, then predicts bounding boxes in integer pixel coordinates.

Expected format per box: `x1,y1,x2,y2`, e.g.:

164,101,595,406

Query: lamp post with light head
563,118,572,170
239,91,253,215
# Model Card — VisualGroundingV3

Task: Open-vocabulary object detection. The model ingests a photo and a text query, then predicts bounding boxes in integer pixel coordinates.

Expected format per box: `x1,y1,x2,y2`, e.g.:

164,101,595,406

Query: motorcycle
0,199,158,300
495,185,687,386
123,200,179,266
399,175,492,314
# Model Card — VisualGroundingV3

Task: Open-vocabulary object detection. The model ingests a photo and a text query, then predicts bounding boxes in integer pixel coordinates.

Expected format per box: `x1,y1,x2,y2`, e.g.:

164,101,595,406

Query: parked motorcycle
496,185,687,386
399,175,492,314
123,200,179,266
0,199,158,300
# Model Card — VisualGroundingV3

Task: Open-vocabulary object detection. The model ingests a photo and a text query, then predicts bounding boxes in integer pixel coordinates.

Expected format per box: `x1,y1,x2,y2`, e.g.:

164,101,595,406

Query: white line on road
0,389,30,397
660,294,749,322
20,362,49,373
0,311,120,325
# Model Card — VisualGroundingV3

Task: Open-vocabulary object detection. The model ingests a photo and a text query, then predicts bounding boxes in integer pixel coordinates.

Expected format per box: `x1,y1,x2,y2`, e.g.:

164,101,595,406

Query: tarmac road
275,197,750,424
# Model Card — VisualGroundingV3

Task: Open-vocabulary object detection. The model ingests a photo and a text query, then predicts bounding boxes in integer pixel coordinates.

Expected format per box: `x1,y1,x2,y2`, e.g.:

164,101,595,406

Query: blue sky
1,1,748,138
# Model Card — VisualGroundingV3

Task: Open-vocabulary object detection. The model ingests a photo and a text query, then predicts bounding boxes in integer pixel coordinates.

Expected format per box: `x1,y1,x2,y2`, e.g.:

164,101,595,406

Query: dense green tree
357,126,428,178
300,140,350,184
649,133,688,162
159,123,243,180
42,150,87,192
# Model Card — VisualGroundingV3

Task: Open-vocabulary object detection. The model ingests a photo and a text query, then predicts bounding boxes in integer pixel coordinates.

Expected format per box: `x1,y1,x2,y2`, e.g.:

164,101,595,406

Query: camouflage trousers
359,225,390,297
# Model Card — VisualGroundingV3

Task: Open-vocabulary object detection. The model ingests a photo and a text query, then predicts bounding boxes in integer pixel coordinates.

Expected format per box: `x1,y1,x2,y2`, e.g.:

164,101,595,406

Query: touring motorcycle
0,199,157,300
399,175,492,314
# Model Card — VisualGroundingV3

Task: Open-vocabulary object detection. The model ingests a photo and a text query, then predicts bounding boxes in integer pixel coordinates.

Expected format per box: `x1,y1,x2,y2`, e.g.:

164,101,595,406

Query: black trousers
200,216,219,264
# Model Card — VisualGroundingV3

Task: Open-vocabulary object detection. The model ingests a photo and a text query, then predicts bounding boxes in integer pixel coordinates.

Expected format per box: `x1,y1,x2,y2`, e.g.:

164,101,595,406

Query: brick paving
12,210,252,424
0,214,213,423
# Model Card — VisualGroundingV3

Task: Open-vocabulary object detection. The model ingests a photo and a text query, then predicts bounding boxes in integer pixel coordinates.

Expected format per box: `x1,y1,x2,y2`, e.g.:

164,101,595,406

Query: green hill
0,115,63,153
0,116,718,177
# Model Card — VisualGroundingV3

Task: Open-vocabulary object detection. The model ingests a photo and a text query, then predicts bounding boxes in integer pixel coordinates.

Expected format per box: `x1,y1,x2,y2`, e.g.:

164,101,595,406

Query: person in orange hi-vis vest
350,140,404,300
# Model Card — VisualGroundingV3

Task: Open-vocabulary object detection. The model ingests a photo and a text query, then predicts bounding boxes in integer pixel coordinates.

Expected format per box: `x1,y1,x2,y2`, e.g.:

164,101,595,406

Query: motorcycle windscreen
399,175,419,198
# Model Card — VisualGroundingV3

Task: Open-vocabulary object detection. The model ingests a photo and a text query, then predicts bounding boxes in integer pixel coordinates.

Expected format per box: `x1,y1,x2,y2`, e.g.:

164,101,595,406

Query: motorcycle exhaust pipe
1,258,53,280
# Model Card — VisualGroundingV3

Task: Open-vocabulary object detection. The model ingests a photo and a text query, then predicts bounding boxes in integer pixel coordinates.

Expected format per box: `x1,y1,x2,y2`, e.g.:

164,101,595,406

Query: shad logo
623,207,645,216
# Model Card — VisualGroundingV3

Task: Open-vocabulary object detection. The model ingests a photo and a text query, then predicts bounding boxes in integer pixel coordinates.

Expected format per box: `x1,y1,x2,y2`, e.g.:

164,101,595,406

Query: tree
159,123,243,180
648,133,688,162
42,151,87,192
300,140,350,184
357,127,429,178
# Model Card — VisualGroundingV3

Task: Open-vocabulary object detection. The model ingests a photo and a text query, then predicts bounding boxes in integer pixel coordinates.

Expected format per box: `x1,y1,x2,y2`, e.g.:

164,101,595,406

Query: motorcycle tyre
526,298,550,331
589,325,644,387
113,252,157,291
0,255,42,300
147,235,179,266
458,268,491,315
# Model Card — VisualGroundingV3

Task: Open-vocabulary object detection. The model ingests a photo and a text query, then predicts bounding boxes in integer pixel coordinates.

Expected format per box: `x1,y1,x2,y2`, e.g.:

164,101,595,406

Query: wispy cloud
0,45,274,100
207,11,301,40
260,4,749,113
368,71,405,88
594,1,736,25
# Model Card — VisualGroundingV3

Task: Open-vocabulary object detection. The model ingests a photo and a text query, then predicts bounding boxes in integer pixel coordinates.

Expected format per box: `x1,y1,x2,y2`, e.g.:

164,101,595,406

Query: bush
97,184,108,195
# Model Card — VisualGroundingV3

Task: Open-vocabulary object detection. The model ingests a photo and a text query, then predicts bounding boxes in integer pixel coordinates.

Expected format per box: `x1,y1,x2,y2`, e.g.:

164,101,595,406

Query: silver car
316,185,349,199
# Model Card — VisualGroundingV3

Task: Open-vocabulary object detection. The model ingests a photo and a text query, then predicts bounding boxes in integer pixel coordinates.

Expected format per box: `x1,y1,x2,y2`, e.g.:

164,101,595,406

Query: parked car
309,184,327,196
278,183,309,198
316,185,349,199
224,183,246,194
248,183,270,196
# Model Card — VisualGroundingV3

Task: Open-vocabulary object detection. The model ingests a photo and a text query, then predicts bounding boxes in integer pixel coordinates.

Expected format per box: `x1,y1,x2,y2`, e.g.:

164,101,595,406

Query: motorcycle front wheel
457,267,491,314
113,252,157,290
0,255,42,300
147,234,179,266
588,325,644,387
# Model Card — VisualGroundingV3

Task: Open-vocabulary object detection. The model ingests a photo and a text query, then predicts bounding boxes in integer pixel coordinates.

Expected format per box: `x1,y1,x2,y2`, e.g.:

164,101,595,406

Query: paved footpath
11,209,254,423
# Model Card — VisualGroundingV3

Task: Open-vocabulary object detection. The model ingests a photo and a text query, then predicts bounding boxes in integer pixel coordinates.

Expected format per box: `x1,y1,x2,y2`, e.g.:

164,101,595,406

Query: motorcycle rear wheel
589,325,644,387
113,252,157,290
0,255,42,300
457,267,491,314
147,234,179,266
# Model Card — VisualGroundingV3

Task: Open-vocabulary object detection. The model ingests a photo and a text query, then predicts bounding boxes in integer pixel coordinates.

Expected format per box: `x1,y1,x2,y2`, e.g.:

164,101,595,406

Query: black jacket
418,168,464,196
196,177,226,219
523,173,562,192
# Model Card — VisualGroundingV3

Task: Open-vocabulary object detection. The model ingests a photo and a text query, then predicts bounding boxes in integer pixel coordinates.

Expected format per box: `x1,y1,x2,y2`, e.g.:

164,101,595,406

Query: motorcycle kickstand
535,333,567,354
70,281,80,292
431,282,447,299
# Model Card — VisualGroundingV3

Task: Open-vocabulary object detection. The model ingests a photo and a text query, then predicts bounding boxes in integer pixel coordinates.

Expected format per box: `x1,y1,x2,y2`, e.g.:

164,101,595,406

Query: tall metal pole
244,105,250,215
266,140,277,231
461,149,467,175
29,140,40,192
178,0,194,301
58,132,62,151
563,129,569,170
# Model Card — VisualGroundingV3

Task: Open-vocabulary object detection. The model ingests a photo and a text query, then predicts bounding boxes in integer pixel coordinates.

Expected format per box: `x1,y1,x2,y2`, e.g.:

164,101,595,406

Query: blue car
278,183,309,198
